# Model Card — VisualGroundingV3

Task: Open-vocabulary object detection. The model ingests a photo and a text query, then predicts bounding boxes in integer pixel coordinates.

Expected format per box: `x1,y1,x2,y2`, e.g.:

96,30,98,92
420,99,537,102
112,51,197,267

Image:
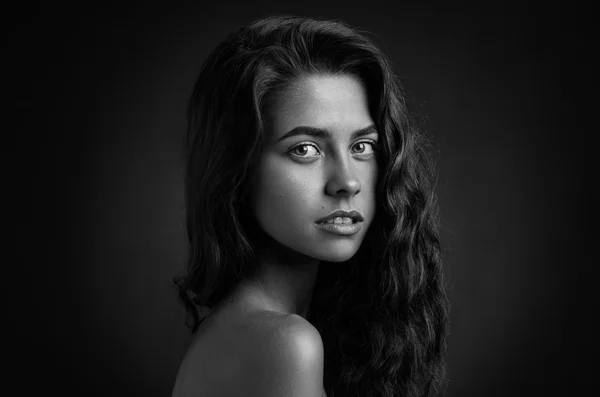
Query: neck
242,237,320,319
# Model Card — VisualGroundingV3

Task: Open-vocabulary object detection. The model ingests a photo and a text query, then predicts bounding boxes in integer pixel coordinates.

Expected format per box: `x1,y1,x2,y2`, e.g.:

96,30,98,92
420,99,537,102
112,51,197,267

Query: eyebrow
276,124,379,143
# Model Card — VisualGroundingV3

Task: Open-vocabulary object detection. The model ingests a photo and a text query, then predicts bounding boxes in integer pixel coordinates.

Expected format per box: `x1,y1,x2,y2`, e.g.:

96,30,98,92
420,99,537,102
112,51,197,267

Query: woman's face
250,73,378,263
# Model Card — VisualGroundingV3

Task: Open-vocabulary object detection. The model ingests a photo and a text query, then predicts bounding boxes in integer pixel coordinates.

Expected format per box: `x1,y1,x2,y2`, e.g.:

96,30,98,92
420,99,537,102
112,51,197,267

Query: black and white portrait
10,1,587,396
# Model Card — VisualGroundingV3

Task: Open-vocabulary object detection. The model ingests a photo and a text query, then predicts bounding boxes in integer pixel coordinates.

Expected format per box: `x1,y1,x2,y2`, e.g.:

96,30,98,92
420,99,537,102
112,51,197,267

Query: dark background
10,1,588,396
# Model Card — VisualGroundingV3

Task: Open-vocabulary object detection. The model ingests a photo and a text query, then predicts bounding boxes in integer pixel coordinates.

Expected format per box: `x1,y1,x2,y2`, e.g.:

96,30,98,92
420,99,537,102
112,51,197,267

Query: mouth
320,217,359,225
315,216,363,236
316,210,364,225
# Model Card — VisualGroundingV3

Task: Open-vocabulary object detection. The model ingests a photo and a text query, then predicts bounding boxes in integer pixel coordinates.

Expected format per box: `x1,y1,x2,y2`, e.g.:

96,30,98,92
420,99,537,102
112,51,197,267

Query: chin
320,252,357,262
311,243,362,263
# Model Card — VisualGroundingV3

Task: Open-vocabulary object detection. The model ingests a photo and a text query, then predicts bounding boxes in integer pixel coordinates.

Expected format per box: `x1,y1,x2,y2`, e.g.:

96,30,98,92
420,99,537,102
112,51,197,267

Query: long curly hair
173,15,450,397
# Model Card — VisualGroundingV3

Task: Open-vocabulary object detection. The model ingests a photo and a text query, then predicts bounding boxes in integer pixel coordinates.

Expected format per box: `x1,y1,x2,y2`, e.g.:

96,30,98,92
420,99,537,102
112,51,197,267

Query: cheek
367,167,378,201
251,160,316,227
357,162,378,197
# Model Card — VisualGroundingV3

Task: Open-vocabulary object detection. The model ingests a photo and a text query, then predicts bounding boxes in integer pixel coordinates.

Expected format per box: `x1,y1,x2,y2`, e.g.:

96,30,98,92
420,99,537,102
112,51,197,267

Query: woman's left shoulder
242,310,324,361
239,311,325,396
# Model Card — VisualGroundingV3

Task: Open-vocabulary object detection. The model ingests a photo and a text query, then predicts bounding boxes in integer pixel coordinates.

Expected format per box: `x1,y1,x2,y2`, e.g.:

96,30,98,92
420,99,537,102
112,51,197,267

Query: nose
325,157,361,198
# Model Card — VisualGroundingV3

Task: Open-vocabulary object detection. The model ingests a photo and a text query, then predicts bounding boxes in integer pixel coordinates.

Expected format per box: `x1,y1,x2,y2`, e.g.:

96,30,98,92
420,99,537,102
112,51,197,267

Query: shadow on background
10,1,587,396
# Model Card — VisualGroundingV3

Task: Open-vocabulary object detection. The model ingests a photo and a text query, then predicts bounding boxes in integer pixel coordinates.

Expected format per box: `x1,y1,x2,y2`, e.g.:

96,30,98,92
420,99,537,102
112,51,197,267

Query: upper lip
316,210,364,224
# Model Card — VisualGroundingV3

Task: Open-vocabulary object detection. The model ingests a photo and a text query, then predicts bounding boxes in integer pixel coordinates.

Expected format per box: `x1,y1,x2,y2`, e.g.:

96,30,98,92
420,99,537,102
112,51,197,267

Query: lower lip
315,221,362,235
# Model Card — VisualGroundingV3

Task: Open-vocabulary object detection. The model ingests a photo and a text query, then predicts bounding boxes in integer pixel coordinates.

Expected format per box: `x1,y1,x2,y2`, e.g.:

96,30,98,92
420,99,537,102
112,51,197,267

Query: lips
316,210,364,224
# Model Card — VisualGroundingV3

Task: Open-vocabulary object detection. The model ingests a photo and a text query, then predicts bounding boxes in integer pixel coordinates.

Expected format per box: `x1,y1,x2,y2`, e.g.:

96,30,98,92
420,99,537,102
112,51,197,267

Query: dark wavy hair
172,15,450,397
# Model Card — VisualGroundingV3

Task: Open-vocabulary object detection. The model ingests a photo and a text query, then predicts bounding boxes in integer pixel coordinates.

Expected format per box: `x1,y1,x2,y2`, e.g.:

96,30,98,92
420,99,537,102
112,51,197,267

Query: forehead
265,74,373,140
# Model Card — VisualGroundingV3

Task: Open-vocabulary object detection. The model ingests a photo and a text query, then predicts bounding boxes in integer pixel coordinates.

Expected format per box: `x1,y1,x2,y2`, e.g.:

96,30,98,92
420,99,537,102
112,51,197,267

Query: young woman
171,15,450,397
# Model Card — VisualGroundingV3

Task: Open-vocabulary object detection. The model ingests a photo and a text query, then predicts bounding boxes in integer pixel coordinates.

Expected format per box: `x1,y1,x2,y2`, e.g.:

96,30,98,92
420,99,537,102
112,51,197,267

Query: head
175,15,449,397
251,73,378,264
181,15,399,304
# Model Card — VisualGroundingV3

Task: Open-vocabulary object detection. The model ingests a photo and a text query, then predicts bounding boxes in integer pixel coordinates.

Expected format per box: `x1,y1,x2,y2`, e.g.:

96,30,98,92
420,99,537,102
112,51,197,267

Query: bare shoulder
248,311,324,363
171,310,325,397
240,312,325,396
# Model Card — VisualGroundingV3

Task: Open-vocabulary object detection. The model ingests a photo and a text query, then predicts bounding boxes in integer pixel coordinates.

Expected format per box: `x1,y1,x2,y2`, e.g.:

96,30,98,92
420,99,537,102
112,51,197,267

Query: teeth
326,217,353,224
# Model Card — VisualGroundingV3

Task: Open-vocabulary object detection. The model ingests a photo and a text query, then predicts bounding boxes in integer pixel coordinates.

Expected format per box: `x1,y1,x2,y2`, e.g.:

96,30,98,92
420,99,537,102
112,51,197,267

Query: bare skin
171,282,326,397
171,73,377,396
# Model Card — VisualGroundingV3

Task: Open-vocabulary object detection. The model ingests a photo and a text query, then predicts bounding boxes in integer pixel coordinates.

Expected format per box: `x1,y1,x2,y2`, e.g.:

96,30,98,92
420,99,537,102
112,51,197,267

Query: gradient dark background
10,1,588,396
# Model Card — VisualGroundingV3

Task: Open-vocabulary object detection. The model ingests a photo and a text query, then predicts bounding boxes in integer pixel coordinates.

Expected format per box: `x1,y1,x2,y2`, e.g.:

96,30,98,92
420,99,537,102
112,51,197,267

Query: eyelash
289,140,380,158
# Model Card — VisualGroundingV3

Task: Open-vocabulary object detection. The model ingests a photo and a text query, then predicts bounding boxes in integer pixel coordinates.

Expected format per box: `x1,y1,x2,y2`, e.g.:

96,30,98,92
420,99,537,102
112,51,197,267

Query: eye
289,143,320,158
352,140,378,155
